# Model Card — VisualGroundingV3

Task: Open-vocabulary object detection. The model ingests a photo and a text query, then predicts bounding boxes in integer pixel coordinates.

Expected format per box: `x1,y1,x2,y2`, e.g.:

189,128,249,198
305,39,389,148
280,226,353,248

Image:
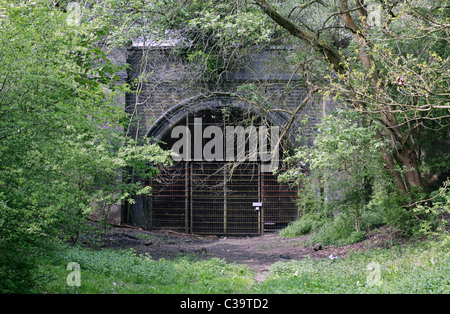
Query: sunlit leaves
0,0,171,255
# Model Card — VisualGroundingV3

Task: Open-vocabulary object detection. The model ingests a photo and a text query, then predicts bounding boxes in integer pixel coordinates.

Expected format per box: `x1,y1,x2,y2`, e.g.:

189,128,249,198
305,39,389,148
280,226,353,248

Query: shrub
413,181,450,246
383,205,417,237
279,213,326,238
360,208,385,230
0,195,46,293
0,249,38,294
307,213,367,246
280,108,393,245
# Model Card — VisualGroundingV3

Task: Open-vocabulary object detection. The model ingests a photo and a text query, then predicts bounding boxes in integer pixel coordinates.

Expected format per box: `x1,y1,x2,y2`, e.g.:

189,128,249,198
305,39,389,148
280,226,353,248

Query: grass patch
32,244,255,294
253,243,450,294
28,238,449,294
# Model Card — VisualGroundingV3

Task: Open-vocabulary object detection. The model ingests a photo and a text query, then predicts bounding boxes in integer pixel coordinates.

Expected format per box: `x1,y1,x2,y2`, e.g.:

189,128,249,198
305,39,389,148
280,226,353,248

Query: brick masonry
111,45,330,229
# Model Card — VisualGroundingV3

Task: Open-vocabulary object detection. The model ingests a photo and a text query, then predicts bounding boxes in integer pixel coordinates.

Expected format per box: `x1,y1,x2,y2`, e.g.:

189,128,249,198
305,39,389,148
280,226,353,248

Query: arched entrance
142,99,300,235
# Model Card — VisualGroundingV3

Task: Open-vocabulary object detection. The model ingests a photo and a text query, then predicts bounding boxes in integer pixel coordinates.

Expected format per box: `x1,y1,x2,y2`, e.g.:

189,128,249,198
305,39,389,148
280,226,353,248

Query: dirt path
94,224,375,280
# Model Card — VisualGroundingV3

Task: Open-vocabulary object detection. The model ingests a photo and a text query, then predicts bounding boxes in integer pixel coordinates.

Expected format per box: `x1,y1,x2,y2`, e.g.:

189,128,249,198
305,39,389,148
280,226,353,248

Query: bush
383,205,417,237
360,208,385,230
0,196,46,293
281,211,369,246
413,181,450,245
0,249,38,294
279,213,326,238
307,213,367,246
280,108,394,246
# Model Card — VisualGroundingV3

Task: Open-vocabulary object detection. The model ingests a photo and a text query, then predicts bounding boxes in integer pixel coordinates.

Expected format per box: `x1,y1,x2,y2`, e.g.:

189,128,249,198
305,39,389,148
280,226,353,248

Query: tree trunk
394,146,423,190
378,138,408,195
380,109,424,193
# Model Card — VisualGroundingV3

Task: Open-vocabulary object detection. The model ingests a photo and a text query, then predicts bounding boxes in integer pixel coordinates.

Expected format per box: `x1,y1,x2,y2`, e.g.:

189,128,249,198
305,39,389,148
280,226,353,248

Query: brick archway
139,105,300,235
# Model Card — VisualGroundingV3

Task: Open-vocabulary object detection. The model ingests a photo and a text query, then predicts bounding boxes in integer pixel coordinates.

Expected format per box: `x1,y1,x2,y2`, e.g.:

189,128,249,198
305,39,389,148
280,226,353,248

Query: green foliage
280,108,391,244
279,213,326,238
187,2,274,45
141,0,279,82
0,0,172,292
0,248,38,294
322,0,450,196
307,213,367,247
279,106,449,244
413,181,450,246
32,244,254,294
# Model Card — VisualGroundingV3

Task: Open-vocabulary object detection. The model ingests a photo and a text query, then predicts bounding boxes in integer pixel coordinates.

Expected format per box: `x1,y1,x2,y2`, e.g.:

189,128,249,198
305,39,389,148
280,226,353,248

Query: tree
0,0,171,292
254,0,449,201
281,109,388,231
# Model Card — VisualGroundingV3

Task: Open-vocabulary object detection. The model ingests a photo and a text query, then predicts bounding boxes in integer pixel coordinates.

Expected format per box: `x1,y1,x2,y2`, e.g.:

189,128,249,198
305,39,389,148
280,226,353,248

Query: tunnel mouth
140,106,300,235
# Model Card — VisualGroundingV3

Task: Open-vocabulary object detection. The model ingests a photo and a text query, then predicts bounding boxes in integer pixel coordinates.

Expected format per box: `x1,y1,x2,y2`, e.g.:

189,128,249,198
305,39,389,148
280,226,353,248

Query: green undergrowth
254,242,450,293
32,245,255,294
28,238,450,294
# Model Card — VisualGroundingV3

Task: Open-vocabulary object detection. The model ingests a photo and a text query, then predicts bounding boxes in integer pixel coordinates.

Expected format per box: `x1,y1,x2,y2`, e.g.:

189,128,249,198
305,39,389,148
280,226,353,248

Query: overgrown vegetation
18,238,448,294
0,0,448,294
137,0,450,248
261,0,450,247
255,242,450,294
0,0,172,293
30,245,255,294
279,109,450,246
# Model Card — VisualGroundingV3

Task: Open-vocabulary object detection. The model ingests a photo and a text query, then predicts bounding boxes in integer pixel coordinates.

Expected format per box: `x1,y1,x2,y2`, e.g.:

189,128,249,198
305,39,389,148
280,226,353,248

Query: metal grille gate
143,163,188,231
143,162,299,235
142,107,299,235
190,162,260,235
